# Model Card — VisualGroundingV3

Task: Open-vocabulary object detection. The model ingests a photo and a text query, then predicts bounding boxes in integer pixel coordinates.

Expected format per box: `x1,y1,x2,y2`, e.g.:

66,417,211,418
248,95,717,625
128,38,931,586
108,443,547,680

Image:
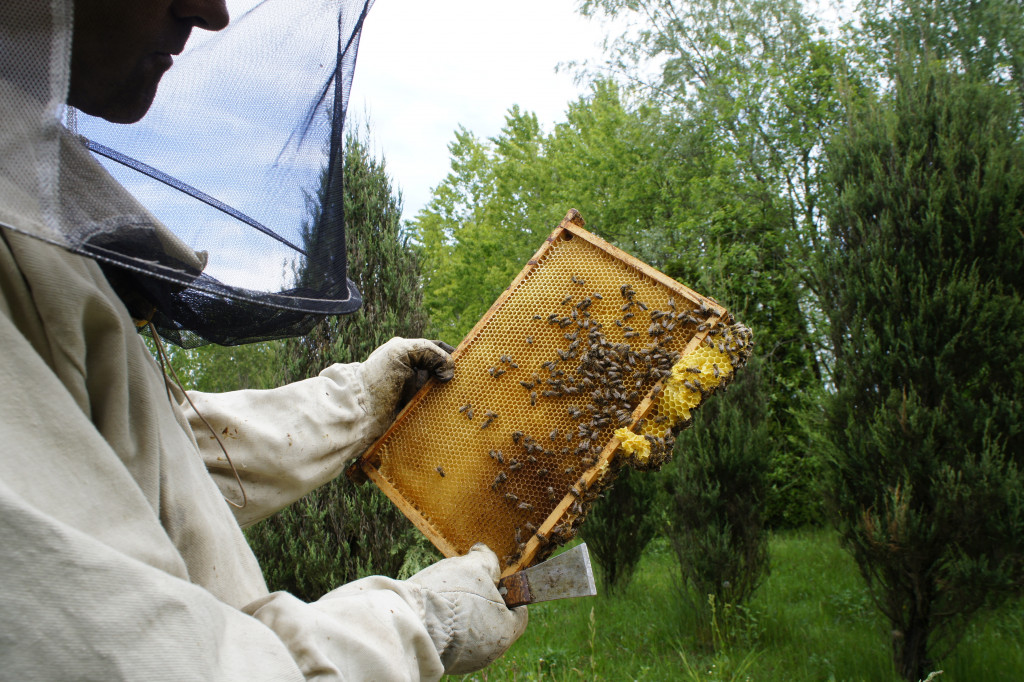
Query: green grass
461,529,1024,681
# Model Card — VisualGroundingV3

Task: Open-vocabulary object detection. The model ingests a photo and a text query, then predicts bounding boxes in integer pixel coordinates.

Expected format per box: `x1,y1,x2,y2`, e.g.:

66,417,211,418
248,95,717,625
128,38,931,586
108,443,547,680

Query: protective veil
1,0,370,346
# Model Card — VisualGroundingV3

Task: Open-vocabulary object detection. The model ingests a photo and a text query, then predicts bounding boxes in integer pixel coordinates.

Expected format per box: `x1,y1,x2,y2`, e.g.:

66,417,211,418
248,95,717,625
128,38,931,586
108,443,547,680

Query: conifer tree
818,61,1024,680
245,127,437,600
662,354,771,645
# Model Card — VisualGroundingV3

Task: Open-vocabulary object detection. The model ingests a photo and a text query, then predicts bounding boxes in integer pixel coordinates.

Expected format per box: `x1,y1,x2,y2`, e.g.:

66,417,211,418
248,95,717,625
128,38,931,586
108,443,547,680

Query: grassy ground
462,528,1024,681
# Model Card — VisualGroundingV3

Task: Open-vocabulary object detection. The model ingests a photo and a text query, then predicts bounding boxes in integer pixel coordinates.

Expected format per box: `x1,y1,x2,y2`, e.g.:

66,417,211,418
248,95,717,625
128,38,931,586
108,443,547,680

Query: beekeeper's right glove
408,544,528,675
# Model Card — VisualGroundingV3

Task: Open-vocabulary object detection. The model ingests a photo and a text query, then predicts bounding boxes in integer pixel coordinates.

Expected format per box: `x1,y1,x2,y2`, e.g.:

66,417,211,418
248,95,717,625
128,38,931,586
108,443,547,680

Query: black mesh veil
67,0,374,346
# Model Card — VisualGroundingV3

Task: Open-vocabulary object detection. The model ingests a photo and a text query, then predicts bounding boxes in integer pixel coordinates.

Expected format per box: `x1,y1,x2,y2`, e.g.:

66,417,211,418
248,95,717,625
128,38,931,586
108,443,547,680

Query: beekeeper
0,0,526,679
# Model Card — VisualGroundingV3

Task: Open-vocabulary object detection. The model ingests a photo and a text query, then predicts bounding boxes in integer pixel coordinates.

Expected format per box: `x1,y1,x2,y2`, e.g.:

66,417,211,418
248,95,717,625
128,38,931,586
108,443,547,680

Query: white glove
356,337,455,439
409,544,528,675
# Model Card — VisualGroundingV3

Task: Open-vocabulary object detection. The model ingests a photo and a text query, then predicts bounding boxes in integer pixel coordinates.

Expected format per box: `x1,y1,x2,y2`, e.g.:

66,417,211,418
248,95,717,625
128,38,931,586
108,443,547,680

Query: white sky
349,1,612,221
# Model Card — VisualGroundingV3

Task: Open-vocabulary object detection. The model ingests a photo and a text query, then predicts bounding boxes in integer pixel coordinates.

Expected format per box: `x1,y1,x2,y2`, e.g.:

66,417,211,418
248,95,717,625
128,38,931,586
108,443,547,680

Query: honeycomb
353,210,752,576
615,325,752,469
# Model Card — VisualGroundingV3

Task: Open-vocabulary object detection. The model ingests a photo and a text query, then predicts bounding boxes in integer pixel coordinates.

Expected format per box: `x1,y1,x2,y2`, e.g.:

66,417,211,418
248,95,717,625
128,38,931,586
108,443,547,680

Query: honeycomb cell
356,213,751,574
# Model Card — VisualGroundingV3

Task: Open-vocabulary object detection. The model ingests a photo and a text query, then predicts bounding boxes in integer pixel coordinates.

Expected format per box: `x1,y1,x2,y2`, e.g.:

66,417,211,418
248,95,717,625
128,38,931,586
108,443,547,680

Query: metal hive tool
351,209,733,576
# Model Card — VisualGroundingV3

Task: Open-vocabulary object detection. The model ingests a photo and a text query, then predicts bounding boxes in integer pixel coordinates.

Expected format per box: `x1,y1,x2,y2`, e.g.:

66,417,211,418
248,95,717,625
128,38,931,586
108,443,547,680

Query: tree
853,0,1024,96
662,354,771,647
817,60,1024,680
573,0,839,526
579,467,661,594
244,126,438,600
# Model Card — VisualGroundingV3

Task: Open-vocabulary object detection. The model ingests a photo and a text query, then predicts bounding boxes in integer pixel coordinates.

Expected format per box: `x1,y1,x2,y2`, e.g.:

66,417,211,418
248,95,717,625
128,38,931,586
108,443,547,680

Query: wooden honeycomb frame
352,209,726,577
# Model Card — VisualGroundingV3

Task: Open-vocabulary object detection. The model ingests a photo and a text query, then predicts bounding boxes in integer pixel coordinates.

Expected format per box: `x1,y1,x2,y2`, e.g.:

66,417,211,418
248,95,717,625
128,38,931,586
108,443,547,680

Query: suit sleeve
183,363,378,527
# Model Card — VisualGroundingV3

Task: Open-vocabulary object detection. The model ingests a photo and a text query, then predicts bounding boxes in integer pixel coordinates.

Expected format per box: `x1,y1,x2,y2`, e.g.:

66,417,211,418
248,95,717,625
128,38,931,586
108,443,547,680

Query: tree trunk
893,610,932,682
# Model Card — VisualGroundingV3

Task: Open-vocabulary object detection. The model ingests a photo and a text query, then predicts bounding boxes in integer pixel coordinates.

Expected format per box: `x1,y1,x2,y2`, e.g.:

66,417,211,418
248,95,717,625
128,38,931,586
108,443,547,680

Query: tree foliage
579,467,661,594
662,355,771,645
817,59,1024,680
245,127,438,601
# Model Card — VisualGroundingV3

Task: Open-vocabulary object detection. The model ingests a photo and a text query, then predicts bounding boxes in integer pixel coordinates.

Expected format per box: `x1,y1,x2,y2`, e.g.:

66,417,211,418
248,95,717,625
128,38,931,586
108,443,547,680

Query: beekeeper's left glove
356,337,455,440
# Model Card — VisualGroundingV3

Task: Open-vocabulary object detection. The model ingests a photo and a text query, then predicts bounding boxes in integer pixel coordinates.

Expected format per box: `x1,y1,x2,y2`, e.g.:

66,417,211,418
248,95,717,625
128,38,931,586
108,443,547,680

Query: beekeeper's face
68,0,229,123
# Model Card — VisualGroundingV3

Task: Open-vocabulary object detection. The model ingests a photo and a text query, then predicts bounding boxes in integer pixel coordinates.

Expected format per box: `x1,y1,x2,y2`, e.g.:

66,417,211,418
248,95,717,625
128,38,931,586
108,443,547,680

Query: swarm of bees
440,272,752,569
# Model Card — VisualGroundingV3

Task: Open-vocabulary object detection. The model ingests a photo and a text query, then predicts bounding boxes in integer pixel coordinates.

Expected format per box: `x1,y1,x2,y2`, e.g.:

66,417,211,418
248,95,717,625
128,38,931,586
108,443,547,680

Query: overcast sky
348,1,613,221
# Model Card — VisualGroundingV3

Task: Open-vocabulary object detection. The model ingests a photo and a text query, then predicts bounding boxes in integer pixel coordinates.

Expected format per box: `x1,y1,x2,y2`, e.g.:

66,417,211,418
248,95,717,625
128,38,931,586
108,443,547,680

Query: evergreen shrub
662,355,771,645
245,127,439,598
818,61,1024,680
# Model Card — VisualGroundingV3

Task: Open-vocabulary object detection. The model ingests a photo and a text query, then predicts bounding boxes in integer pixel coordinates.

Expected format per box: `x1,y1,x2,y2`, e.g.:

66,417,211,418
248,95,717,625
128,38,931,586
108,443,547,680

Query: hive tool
498,543,597,607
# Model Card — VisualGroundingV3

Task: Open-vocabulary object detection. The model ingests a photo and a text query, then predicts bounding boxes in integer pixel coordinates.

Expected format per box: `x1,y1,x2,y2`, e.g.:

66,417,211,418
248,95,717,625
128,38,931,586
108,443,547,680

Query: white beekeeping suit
0,1,526,679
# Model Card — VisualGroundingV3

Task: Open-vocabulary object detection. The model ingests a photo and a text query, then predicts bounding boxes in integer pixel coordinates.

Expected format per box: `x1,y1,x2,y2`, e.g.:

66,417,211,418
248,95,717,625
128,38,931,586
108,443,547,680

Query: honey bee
511,431,524,444
518,502,534,512
436,466,445,477
549,429,559,441
505,492,519,504
491,471,507,489
458,404,470,414
526,336,534,344
508,459,522,471
481,416,495,429
537,468,549,478
519,380,535,389
592,292,603,300
493,369,506,378
466,408,474,420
